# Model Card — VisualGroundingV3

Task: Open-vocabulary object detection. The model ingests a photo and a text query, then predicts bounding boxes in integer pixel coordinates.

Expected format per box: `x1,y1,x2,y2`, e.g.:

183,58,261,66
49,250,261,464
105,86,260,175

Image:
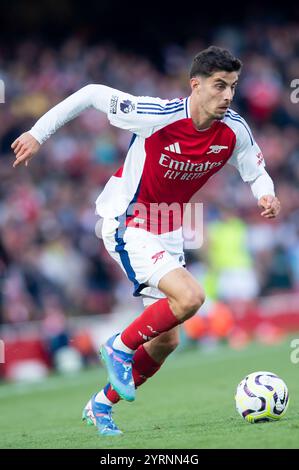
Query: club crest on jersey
120,99,135,113
206,145,228,154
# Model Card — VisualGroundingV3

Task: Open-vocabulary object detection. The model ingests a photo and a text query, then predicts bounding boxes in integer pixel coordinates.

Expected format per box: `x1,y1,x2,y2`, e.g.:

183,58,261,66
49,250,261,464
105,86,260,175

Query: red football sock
121,298,179,350
104,344,162,404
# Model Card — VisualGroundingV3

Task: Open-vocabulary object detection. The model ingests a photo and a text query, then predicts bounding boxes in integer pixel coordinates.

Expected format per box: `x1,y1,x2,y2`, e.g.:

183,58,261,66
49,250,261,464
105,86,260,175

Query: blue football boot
100,334,135,402
82,394,123,436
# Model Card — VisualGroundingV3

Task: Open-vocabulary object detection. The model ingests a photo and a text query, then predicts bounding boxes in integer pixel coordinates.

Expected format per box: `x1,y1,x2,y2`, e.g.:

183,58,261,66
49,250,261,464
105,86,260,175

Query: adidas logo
164,142,181,154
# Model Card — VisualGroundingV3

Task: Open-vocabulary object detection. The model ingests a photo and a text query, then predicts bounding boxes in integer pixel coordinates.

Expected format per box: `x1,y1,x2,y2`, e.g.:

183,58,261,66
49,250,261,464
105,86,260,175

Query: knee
174,285,205,321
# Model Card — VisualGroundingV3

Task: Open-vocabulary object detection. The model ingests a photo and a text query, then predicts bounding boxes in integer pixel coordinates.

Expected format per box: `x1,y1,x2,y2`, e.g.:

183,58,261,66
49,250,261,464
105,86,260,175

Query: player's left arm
227,118,281,219
249,171,281,219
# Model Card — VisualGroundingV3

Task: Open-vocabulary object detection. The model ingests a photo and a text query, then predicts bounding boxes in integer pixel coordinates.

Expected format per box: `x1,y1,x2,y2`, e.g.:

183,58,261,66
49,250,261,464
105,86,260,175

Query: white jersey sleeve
30,85,111,144
106,89,186,137
226,113,266,182
29,84,186,144
249,170,275,199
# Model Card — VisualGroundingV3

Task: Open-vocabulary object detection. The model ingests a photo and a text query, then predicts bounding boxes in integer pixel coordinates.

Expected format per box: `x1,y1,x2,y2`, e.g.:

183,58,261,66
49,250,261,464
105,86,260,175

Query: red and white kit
29,85,275,304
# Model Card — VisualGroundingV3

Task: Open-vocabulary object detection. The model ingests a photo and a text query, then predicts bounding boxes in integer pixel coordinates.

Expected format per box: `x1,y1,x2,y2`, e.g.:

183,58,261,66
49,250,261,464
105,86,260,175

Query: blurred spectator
204,208,259,301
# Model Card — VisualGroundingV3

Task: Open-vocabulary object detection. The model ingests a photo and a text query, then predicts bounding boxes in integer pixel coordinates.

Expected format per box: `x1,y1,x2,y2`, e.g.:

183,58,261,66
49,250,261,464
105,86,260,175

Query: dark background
1,1,298,62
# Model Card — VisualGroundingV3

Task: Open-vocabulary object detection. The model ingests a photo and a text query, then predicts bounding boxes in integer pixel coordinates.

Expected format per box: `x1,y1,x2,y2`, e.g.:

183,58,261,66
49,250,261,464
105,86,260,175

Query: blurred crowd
1,22,299,326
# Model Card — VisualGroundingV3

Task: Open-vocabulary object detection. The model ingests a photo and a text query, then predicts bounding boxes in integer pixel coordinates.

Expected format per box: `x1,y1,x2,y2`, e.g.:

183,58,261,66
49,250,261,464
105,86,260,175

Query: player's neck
189,96,215,130
192,116,215,131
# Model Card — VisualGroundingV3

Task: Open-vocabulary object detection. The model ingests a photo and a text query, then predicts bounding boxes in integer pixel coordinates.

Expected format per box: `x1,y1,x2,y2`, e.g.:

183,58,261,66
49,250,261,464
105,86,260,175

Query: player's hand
11,132,40,168
258,195,281,219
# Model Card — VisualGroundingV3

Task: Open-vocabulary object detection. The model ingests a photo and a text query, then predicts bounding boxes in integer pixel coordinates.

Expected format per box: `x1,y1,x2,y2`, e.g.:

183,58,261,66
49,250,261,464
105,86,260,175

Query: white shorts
101,218,185,306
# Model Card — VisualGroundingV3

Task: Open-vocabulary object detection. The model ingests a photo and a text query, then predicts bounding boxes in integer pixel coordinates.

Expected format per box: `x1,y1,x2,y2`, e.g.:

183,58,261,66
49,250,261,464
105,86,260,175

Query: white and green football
235,371,289,423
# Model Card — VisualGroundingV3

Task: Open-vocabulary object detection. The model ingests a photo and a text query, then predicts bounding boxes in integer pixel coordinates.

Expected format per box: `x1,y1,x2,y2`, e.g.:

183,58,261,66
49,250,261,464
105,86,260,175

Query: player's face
191,71,239,120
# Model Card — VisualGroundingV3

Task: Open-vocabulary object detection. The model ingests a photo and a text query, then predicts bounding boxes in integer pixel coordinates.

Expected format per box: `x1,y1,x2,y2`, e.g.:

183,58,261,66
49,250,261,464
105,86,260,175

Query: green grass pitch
0,336,298,449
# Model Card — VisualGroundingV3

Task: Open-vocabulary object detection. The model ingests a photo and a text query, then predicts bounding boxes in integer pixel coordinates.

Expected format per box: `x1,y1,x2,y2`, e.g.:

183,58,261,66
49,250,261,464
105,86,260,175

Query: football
235,371,289,423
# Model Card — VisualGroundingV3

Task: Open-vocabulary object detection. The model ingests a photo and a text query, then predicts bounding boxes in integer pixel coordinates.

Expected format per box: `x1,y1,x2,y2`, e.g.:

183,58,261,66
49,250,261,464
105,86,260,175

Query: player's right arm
11,132,41,168
11,84,112,167
11,84,184,167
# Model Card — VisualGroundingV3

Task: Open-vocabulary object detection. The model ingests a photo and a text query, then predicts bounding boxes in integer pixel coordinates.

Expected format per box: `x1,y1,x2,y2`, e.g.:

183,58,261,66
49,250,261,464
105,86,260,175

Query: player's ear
190,77,200,91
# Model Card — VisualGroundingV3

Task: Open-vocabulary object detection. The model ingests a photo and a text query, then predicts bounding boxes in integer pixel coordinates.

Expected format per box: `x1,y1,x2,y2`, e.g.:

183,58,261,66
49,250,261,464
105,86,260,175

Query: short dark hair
190,46,242,78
